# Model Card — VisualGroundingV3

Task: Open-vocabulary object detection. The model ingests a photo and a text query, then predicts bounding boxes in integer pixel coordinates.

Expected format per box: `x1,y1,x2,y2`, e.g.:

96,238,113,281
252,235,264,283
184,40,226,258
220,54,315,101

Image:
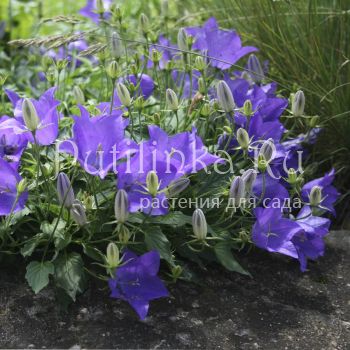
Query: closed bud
291,90,305,117
96,0,105,14
17,179,28,195
259,138,276,163
167,177,190,197
309,186,323,206
198,77,206,94
217,80,235,112
119,225,131,244
236,128,250,150
200,103,211,117
110,32,123,58
192,209,207,241
177,28,189,52
243,99,253,116
171,265,183,280
153,113,161,125
146,171,159,197
194,56,206,71
247,54,264,82
116,82,131,107
151,49,162,64
139,13,150,34
161,0,169,17
22,99,40,132
309,115,320,128
55,59,68,72
166,88,179,111
106,243,120,268
229,176,246,207
70,200,87,226
114,189,129,223
223,126,232,134
241,169,257,193
134,96,145,111
287,168,298,185
0,73,8,86
73,86,85,105
107,60,119,80
57,172,75,208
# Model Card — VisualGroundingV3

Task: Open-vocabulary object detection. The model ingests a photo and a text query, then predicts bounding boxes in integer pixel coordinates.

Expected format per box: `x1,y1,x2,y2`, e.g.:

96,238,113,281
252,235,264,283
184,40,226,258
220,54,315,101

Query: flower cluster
0,2,339,320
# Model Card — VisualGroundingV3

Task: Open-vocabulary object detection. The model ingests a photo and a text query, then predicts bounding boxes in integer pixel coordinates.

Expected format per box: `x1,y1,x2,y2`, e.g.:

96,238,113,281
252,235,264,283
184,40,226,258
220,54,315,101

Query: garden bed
1,231,349,349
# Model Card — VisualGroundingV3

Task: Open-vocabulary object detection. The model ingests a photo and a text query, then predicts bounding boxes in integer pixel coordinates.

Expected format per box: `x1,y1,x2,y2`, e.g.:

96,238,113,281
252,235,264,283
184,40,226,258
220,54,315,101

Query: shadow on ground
0,231,349,349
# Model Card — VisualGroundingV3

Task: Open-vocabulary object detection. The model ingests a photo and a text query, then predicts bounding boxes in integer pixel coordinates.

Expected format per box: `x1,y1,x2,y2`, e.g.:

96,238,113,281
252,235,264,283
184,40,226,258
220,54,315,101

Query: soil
0,231,349,349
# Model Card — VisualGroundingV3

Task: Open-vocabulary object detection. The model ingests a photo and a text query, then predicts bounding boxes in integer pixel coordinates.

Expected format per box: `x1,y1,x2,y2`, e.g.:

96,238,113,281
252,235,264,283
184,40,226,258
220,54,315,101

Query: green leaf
25,261,55,294
54,252,87,301
21,239,39,257
144,226,174,264
149,212,192,226
214,242,251,277
82,244,105,263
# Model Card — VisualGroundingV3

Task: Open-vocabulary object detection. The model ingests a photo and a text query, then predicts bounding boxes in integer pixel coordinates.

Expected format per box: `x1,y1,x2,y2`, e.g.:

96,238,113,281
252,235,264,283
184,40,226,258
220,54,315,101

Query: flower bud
167,177,190,197
55,59,68,72
107,60,119,80
291,90,305,117
96,0,105,14
151,49,162,64
139,13,150,34
73,86,85,105
309,186,322,206
198,77,206,94
217,80,235,112
241,169,257,193
229,176,246,207
17,179,28,195
194,56,206,72
166,88,179,111
177,28,189,52
171,265,183,279
223,126,232,134
287,168,298,185
243,99,253,116
119,225,131,244
106,242,120,268
259,138,276,163
146,171,159,197
110,31,123,59
116,82,131,107
22,99,40,132
57,172,75,208
161,0,169,17
200,103,211,117
70,199,87,226
247,54,264,82
115,189,129,224
309,115,320,128
192,209,207,241
236,128,250,150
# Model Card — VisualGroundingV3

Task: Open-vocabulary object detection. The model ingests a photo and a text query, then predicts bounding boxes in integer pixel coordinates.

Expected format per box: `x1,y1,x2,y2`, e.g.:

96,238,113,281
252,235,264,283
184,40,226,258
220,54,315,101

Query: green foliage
25,260,54,294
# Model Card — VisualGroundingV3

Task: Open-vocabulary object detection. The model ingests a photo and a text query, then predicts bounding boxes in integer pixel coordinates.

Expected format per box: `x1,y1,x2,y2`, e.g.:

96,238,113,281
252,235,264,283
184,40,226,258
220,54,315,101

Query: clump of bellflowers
0,5,339,322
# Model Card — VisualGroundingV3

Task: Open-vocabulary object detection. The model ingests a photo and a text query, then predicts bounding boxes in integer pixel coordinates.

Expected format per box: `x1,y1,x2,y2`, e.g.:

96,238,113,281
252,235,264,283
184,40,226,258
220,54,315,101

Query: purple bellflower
60,106,136,179
301,169,339,215
0,158,28,216
117,125,222,215
4,88,60,146
79,0,112,23
252,206,302,258
185,17,257,70
109,250,169,320
0,116,28,164
292,206,331,271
